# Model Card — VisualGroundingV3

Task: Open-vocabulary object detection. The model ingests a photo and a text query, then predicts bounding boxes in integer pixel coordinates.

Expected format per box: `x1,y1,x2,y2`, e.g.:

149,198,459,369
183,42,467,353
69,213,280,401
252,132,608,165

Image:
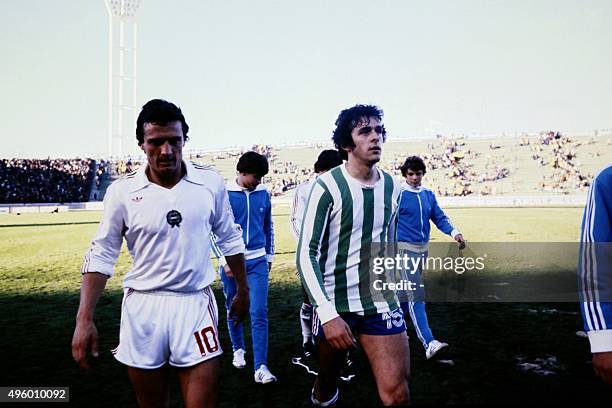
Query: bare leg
360,332,410,406
313,338,345,403
127,365,170,408
176,357,220,408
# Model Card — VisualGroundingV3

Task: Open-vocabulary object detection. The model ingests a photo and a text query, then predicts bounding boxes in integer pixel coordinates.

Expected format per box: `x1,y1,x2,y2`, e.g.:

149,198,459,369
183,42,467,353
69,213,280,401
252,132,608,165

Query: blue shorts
312,307,406,339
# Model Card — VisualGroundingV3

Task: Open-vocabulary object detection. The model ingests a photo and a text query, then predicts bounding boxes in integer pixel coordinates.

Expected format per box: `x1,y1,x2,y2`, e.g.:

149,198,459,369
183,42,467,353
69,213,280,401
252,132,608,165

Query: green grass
0,208,609,406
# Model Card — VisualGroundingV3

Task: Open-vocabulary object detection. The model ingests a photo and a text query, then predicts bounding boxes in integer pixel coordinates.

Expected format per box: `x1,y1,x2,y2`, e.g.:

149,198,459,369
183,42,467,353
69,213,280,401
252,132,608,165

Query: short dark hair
136,99,189,145
236,151,269,177
332,104,387,160
314,149,343,173
400,156,427,177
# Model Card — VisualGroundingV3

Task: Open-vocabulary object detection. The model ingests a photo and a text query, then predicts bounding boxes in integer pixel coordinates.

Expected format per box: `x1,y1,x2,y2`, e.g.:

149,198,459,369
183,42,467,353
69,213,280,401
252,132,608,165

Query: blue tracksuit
579,165,612,353
212,180,274,370
397,184,458,245
397,183,460,349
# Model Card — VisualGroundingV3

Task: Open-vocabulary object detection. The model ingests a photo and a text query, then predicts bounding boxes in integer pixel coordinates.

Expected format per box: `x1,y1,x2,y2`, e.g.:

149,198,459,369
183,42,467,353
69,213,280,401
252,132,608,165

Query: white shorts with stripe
112,286,222,369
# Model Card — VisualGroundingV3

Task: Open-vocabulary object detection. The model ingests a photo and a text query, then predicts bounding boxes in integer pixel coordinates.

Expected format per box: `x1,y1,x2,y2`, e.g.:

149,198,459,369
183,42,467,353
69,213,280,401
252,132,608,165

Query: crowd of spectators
379,137,510,196
2,134,603,204
0,158,95,203
525,131,592,194
266,160,313,196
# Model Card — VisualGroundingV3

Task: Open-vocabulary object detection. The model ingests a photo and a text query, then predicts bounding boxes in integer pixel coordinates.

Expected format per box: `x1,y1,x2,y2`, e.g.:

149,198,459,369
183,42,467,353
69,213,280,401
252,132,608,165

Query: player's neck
345,159,379,185
235,178,254,191
146,164,185,189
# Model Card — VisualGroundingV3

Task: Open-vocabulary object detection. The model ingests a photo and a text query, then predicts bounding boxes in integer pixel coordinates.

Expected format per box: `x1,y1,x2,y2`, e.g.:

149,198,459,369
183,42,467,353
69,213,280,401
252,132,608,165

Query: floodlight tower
106,0,142,158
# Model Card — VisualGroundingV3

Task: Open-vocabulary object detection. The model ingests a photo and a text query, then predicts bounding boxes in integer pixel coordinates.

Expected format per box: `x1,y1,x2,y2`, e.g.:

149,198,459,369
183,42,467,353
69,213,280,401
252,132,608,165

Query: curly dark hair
236,151,269,177
136,99,190,145
332,104,386,160
400,156,427,177
313,149,343,173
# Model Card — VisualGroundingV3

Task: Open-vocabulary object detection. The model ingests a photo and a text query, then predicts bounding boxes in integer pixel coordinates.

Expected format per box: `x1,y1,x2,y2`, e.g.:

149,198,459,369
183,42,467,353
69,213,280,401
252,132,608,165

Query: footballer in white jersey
72,99,249,407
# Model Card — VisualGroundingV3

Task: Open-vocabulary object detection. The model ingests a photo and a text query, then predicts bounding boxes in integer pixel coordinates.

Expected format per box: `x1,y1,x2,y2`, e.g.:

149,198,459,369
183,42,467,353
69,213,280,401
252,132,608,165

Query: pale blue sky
1,0,611,158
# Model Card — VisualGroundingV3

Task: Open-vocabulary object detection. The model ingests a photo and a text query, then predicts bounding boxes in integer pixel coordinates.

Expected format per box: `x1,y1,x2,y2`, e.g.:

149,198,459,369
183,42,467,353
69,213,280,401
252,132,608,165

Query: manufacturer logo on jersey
166,210,182,228
131,196,143,203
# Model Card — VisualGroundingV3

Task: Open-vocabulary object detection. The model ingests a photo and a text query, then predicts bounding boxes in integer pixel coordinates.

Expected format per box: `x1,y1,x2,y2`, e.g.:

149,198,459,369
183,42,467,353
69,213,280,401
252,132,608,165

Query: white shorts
112,286,223,369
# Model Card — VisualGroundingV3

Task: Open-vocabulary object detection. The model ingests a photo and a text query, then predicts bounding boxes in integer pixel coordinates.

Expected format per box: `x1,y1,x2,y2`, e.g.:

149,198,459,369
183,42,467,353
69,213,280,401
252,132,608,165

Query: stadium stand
0,158,95,203
2,132,610,204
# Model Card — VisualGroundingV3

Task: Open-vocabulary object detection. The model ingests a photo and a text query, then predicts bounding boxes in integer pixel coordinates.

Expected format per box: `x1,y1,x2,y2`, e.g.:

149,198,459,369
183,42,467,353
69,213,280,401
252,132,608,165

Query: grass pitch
1,207,610,406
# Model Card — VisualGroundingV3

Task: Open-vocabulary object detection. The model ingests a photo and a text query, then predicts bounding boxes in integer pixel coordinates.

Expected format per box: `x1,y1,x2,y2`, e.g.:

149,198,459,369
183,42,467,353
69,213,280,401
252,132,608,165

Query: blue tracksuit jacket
212,179,274,263
579,165,612,353
397,183,459,245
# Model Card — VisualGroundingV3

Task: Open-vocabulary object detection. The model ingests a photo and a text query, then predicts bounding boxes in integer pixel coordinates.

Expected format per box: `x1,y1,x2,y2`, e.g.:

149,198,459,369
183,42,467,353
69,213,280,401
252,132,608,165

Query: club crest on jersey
166,210,182,228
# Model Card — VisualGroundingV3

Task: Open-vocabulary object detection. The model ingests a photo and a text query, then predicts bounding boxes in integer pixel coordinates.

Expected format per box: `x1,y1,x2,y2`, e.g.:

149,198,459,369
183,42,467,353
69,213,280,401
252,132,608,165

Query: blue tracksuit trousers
220,255,269,369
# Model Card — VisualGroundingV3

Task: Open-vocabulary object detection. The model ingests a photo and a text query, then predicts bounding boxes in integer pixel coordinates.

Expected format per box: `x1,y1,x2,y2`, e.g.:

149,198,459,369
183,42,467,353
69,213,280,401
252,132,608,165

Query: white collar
227,178,267,192
402,181,423,192
340,163,383,189
129,160,205,192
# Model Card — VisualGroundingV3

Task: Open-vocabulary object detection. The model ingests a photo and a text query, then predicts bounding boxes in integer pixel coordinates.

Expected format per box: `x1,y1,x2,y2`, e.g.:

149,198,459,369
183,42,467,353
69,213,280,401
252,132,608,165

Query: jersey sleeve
430,192,460,238
81,182,125,277
210,234,227,267
296,180,337,324
387,189,401,242
290,182,311,241
290,184,303,241
211,177,245,258
579,167,612,353
264,190,274,263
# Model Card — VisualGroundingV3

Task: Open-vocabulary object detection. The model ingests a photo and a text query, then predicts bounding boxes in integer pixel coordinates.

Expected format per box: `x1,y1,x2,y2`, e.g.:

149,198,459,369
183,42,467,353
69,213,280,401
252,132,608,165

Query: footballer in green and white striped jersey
297,163,402,324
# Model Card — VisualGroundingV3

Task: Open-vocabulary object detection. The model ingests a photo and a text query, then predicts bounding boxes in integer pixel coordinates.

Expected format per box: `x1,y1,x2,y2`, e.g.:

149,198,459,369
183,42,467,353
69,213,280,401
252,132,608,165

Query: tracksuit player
212,151,277,384
397,156,466,359
579,165,612,384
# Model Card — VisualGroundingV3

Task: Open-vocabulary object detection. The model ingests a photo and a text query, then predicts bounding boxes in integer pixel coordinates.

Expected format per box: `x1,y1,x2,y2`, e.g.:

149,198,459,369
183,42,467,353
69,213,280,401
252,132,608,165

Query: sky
1,0,611,158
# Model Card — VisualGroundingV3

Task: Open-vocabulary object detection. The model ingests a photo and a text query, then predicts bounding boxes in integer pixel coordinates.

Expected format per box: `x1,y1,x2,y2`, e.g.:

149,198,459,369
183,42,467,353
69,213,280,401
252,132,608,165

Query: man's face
140,121,184,178
347,117,384,165
405,169,424,188
237,173,263,190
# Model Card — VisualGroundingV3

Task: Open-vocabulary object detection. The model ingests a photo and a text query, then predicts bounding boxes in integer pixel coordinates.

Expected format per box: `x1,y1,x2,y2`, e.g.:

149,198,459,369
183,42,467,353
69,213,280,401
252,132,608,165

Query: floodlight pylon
105,0,142,158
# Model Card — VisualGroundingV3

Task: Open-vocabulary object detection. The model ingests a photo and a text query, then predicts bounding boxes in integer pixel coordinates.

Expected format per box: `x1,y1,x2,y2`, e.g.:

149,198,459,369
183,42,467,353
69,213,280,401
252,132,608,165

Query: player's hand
322,317,356,350
230,288,250,324
593,351,612,384
223,264,233,278
72,319,99,369
455,234,466,250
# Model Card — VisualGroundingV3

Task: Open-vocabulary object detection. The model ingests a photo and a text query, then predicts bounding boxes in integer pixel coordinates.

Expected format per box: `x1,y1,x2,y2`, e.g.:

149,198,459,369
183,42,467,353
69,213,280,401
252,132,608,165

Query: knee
380,380,410,406
249,304,268,321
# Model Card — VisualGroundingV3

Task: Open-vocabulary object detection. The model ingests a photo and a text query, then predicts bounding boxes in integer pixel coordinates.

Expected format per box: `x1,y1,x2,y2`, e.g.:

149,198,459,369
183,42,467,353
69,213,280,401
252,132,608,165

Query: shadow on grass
0,281,609,407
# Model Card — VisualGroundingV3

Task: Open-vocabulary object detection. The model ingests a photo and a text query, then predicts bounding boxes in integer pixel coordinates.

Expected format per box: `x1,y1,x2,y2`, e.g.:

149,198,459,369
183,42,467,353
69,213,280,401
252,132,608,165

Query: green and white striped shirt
297,164,402,323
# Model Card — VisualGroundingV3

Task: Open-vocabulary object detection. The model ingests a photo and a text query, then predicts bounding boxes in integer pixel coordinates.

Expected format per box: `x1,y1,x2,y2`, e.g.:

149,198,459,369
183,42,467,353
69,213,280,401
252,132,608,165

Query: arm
264,190,274,270
430,193,465,249
72,273,108,369
290,182,307,241
73,183,124,368
210,234,230,277
296,181,355,349
579,168,612,383
211,178,249,322
224,253,249,322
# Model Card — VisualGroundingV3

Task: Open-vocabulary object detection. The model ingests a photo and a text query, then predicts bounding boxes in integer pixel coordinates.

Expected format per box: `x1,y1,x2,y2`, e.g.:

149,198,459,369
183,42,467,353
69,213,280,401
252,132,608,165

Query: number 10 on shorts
194,326,219,356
